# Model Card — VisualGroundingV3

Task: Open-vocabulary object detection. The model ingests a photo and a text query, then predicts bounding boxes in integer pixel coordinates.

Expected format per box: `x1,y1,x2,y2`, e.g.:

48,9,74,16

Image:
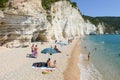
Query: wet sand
63,39,80,80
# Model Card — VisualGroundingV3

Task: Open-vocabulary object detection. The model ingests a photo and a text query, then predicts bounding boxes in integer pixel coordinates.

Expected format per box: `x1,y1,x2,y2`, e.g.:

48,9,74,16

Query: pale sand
63,39,80,80
0,38,79,80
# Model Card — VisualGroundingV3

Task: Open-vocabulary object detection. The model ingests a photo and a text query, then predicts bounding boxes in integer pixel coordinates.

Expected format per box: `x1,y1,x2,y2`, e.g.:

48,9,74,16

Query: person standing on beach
34,45,38,58
31,44,35,55
88,52,90,61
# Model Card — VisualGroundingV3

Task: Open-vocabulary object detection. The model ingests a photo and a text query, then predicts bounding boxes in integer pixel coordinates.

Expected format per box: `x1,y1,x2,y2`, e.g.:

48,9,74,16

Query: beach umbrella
56,42,68,46
41,48,57,55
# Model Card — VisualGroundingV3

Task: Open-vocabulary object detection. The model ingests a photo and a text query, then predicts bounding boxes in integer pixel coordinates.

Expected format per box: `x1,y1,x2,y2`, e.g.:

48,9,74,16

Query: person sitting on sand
51,60,56,68
54,45,61,53
46,58,52,67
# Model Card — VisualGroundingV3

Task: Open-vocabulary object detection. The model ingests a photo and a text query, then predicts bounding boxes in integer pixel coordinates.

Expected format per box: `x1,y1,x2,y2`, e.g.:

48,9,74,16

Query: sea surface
79,34,120,80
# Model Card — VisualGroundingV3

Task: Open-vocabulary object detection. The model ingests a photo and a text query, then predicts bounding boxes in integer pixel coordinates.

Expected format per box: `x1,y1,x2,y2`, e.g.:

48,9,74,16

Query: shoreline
63,39,80,80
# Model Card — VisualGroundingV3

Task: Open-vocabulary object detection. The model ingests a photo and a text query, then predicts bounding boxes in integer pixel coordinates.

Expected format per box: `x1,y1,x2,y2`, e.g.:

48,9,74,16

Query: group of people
31,44,57,68
31,44,38,58
41,58,56,74
34,58,56,68
46,58,56,68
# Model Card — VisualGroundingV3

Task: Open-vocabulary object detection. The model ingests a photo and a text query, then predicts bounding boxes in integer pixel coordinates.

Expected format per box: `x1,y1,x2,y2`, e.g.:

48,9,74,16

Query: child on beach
34,45,38,58
31,44,34,53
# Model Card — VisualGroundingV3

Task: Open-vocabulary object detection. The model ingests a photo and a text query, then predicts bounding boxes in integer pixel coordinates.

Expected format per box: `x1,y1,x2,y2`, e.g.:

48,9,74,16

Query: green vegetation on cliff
41,0,78,23
41,0,77,10
0,0,8,10
41,0,59,10
96,17,120,33
82,15,100,26
82,15,120,33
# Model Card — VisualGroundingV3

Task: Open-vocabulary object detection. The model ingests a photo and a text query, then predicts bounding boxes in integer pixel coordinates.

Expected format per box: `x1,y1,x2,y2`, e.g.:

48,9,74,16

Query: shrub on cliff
0,0,8,10
82,15,100,26
41,0,60,10
41,0,77,10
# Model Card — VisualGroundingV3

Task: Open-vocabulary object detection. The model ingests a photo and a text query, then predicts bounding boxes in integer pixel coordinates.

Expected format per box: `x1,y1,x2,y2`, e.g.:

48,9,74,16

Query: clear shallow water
81,35,120,80
79,54,104,80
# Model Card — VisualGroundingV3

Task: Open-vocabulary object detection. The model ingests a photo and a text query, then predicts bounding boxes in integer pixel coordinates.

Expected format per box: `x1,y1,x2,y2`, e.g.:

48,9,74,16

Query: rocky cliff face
83,20,105,35
0,0,105,47
51,1,85,39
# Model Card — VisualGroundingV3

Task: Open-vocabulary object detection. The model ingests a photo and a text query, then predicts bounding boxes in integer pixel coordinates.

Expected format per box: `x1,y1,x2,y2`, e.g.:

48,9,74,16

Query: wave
78,54,104,80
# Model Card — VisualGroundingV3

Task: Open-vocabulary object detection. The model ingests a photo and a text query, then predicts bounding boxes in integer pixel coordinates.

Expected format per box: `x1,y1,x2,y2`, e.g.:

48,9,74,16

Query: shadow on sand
26,54,36,58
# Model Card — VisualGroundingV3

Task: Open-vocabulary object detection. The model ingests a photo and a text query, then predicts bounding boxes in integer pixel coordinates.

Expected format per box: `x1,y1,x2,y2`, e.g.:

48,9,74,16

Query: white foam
78,54,104,80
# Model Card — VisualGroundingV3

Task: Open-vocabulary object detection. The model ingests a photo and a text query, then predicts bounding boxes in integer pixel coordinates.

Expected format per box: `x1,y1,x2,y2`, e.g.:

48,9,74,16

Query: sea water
80,35,120,80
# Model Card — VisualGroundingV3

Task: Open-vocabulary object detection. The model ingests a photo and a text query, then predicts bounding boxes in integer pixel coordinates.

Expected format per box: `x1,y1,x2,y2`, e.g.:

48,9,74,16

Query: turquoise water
81,35,120,80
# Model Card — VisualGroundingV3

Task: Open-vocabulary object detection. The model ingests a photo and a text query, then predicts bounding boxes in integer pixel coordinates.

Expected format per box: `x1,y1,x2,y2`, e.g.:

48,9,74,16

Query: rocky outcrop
84,20,97,35
83,20,105,35
0,0,105,48
0,0,50,47
97,23,105,34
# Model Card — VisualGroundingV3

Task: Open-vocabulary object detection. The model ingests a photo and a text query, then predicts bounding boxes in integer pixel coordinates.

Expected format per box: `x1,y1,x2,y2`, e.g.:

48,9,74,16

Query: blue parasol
41,48,57,55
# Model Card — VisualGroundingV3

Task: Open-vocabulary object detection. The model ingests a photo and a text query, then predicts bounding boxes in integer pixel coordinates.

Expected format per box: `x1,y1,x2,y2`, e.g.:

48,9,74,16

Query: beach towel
40,67,56,70
32,66,56,70
32,62,47,67
32,62,56,70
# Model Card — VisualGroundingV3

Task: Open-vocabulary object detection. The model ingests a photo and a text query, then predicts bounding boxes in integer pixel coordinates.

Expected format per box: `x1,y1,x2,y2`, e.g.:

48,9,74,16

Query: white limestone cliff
51,1,85,40
84,20,97,35
97,23,105,34
0,0,105,47
83,20,105,35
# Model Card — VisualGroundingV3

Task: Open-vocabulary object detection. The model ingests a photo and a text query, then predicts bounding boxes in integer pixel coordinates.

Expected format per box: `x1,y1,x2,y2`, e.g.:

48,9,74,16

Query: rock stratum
0,0,105,48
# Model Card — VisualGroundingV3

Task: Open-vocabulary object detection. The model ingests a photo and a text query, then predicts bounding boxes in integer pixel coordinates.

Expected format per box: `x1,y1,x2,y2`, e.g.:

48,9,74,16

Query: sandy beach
0,38,81,80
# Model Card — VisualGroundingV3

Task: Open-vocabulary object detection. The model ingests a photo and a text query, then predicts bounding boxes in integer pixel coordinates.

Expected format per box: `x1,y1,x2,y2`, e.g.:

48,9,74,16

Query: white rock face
97,23,105,34
0,0,49,47
84,20,97,35
0,0,105,47
82,20,105,35
0,10,4,18
51,1,85,40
